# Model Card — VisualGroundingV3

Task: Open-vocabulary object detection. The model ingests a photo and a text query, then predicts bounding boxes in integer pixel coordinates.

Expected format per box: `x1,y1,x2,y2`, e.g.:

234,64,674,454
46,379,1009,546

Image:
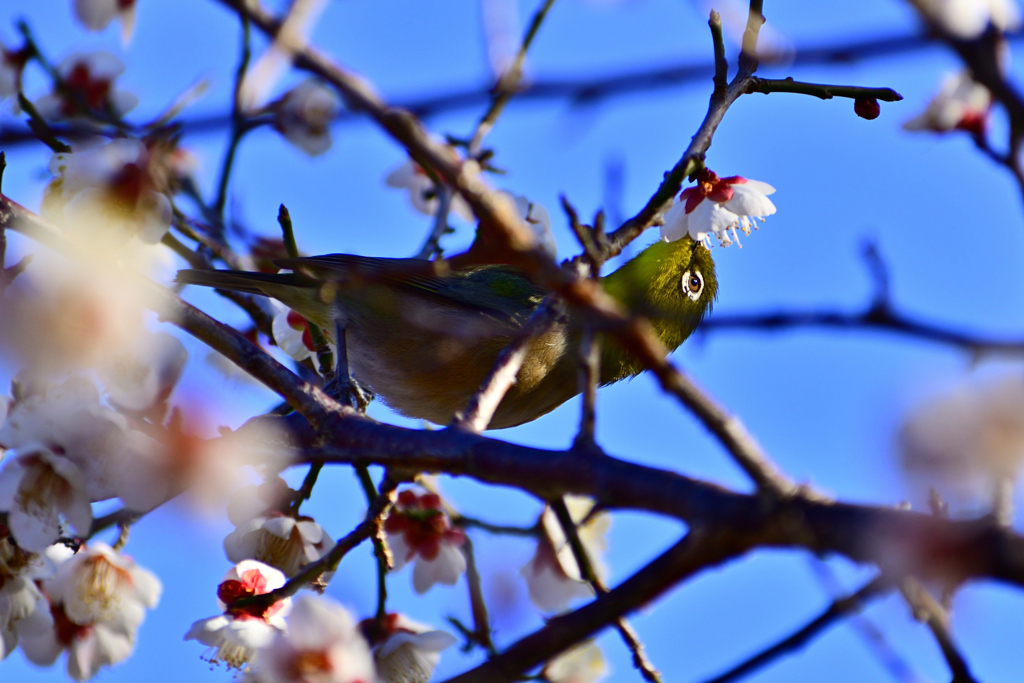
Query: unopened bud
855,98,881,120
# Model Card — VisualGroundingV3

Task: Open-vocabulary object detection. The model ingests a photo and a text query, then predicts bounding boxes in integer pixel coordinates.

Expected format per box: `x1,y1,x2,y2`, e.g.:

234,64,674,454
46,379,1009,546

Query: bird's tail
174,269,315,296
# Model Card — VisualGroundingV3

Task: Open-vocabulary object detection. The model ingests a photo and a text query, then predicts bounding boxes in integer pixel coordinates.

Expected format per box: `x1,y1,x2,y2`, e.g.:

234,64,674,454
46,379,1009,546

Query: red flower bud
854,98,881,120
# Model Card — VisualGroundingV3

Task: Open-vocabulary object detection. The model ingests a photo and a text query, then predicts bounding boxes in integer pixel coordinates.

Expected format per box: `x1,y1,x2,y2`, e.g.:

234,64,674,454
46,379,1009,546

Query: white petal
724,185,777,217
739,179,776,196
449,194,476,223
659,202,689,242
73,0,118,31
108,89,139,117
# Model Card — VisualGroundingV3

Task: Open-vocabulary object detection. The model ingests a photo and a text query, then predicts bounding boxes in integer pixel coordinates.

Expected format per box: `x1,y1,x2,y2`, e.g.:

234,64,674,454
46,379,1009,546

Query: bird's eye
681,269,703,301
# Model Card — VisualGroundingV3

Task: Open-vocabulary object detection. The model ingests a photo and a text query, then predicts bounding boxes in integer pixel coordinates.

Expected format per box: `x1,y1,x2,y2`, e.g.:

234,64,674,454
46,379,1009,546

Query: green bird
176,236,716,429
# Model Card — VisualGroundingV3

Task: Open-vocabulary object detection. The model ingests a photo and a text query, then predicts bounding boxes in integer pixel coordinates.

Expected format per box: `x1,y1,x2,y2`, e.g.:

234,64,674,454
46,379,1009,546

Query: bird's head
601,236,717,350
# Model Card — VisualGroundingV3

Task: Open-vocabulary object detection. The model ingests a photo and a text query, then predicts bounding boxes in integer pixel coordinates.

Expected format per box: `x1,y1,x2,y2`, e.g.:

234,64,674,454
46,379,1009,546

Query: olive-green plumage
176,237,716,429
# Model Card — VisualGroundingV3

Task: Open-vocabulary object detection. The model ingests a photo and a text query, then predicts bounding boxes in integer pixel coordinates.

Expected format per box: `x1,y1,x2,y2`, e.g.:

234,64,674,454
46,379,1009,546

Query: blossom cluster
0,537,161,681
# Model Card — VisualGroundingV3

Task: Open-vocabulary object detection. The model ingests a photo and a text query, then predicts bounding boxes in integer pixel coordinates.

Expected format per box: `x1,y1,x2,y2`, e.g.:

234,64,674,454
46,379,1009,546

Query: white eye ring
682,269,703,301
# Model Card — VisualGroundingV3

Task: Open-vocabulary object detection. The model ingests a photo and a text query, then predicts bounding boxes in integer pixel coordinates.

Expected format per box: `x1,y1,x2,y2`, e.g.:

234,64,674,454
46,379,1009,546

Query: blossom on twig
225,510,335,578
0,537,69,661
384,489,466,594
660,168,776,248
185,560,291,671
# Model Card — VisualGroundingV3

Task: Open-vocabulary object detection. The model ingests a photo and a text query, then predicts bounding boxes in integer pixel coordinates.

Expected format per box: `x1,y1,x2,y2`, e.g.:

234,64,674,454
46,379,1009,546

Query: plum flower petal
73,0,138,44
505,192,557,258
224,512,335,577
544,640,610,683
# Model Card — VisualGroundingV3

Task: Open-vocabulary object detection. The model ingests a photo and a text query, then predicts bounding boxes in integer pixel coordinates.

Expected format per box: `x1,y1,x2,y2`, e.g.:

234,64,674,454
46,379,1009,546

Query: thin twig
551,498,662,683
709,11,728,96
900,578,979,683
468,0,559,155
213,10,254,221
701,575,894,683
460,534,497,654
415,185,454,259
746,76,902,102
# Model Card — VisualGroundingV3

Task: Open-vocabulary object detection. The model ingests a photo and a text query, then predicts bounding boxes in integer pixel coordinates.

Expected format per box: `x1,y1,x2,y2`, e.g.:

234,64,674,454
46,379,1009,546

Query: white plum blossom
34,51,138,121
43,138,173,245
19,543,160,681
97,331,187,412
273,79,341,157
660,168,776,249
544,640,610,683
903,71,992,134
917,0,1021,39
225,512,335,577
384,150,476,222
901,373,1024,505
384,489,466,594
45,541,161,629
185,560,291,671
73,0,138,44
254,595,375,683
521,496,610,613
361,612,457,683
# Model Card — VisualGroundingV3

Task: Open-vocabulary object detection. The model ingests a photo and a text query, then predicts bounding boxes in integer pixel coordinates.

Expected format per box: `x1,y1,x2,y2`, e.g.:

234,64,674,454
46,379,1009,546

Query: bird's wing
274,254,547,326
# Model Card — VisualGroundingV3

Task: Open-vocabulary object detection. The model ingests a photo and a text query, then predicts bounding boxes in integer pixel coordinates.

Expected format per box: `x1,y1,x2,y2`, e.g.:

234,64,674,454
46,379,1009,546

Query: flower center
288,649,335,679
63,63,113,115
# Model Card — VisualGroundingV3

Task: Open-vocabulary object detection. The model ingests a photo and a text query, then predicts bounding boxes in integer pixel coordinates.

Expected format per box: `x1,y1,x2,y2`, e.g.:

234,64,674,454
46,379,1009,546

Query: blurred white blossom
254,595,375,683
901,373,1024,504
34,52,137,121
19,543,160,681
521,496,609,613
384,150,476,222
660,169,776,249
384,489,466,594
903,71,992,134
544,640,610,683
917,0,1021,39
43,138,173,246
273,79,340,157
185,560,291,671
361,612,457,683
97,331,187,412
73,0,138,44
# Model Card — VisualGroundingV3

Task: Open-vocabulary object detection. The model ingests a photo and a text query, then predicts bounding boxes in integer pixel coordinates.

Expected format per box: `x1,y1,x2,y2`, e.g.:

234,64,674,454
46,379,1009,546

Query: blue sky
2,0,1023,682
